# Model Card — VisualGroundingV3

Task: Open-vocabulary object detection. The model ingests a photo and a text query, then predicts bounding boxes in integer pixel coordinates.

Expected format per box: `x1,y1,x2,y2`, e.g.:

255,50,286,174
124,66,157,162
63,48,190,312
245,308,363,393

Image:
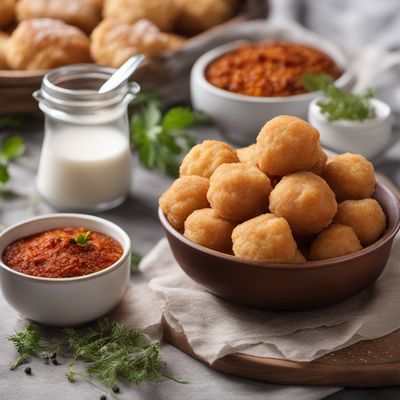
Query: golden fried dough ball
236,144,258,166
0,0,15,29
7,19,91,70
207,163,272,222
184,208,235,253
175,0,237,35
232,214,298,262
323,153,375,201
309,147,328,176
335,199,386,246
290,249,306,263
180,140,239,179
159,176,209,231
91,19,184,68
269,171,337,235
257,115,320,176
0,32,9,69
86,0,104,12
309,223,362,261
103,0,178,31
17,0,101,33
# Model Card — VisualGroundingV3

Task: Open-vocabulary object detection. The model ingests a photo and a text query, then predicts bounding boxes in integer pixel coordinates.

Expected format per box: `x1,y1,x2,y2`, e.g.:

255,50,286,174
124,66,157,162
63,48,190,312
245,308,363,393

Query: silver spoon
98,54,145,94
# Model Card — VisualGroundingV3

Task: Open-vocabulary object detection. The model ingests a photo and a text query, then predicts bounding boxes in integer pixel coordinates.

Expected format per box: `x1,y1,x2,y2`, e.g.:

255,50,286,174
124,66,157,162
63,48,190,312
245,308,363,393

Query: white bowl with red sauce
0,214,131,327
191,40,355,145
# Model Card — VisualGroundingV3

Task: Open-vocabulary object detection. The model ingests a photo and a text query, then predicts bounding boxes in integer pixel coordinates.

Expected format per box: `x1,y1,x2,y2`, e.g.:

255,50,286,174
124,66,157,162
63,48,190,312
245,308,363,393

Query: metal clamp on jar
34,63,141,211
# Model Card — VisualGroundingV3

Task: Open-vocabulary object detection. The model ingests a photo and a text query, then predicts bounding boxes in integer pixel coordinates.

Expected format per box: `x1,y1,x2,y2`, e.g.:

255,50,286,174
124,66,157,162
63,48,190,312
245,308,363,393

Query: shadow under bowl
159,181,400,311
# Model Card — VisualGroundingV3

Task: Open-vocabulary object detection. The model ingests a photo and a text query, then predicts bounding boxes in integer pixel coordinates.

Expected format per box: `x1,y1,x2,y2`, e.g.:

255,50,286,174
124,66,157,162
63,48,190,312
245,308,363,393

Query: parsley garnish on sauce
302,73,374,122
73,231,91,246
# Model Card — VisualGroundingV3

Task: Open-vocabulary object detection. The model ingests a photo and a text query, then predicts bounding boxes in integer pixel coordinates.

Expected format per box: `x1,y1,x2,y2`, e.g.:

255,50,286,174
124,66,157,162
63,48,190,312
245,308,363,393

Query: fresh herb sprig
73,231,91,246
130,97,208,177
302,73,374,122
8,324,40,370
131,251,142,272
0,136,26,189
9,320,181,391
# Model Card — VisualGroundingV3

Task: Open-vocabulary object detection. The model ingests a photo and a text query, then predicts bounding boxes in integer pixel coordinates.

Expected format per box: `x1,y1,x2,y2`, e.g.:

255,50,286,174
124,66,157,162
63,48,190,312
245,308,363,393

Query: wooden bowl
158,181,400,311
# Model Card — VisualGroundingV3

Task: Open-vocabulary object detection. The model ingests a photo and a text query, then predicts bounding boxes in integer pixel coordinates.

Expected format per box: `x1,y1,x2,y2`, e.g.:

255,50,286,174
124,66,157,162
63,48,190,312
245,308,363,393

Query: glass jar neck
34,64,140,123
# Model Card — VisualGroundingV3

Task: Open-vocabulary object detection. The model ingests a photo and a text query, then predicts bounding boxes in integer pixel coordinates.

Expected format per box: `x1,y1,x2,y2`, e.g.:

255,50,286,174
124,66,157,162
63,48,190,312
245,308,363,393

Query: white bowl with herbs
307,74,394,159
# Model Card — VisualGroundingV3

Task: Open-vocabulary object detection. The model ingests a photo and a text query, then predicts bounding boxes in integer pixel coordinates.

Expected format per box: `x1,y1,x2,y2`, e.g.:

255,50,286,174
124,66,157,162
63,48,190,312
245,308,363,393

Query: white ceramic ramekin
308,98,394,159
191,40,355,145
0,214,131,327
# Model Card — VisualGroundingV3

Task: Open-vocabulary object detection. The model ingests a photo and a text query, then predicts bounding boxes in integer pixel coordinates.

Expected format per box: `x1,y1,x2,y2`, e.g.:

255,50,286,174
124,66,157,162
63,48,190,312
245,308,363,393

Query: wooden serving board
163,175,400,388
163,320,400,388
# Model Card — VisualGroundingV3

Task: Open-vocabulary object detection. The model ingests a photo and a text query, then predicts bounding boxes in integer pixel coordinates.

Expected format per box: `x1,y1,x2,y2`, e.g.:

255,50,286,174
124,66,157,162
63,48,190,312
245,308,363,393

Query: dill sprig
302,73,375,122
8,319,181,390
8,324,40,370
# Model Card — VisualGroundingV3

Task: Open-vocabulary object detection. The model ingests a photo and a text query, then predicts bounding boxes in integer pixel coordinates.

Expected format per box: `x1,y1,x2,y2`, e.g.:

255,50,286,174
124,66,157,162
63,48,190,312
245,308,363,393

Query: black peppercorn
24,367,32,375
100,395,107,400
51,358,59,365
112,385,120,393
50,353,57,360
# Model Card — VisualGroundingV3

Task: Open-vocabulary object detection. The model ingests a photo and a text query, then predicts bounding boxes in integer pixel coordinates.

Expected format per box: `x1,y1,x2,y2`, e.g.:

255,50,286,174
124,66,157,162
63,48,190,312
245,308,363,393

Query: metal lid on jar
33,64,140,121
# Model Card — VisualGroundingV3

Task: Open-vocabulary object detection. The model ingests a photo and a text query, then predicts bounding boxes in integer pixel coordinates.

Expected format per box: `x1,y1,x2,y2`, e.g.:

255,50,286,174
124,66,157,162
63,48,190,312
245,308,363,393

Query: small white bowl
191,41,355,145
308,98,394,159
0,214,131,327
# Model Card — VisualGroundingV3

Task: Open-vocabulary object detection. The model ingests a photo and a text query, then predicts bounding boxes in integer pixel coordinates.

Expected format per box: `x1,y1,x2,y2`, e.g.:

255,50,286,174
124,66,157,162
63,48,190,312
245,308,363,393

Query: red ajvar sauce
205,41,342,97
2,227,123,278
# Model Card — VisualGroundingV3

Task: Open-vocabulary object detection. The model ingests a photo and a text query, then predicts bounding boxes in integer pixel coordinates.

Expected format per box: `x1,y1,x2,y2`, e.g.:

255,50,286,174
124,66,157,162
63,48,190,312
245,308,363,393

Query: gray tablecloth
0,124,400,400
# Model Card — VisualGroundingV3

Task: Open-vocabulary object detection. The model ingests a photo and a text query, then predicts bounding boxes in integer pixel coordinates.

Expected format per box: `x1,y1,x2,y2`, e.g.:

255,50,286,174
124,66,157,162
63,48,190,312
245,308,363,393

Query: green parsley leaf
130,96,208,177
302,73,374,122
8,324,40,370
73,231,91,246
162,107,209,131
1,136,26,161
131,251,142,272
0,115,25,129
0,163,9,185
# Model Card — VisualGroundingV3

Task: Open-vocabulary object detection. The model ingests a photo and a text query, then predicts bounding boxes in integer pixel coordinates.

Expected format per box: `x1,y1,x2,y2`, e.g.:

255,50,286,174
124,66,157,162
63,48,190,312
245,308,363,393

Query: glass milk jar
34,64,139,211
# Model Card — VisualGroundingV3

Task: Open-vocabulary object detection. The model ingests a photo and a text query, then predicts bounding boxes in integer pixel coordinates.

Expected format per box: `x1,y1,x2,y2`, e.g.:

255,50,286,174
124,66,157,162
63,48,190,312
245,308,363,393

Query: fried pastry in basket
91,18,184,68
0,0,16,29
0,32,10,69
7,19,91,70
103,0,179,31
17,0,101,34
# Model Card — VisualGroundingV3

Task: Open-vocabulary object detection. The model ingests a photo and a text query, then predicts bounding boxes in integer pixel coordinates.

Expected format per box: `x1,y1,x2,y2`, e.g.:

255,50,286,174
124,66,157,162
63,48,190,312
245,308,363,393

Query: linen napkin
125,234,400,365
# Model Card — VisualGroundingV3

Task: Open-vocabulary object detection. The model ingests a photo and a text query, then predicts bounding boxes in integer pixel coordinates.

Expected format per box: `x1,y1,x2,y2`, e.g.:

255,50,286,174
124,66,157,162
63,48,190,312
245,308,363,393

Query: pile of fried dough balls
160,115,387,263
0,0,239,70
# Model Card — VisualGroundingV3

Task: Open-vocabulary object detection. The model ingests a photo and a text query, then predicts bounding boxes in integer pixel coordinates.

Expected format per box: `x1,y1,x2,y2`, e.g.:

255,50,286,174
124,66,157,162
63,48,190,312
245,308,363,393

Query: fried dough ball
184,208,235,253
159,176,209,231
290,249,307,263
180,140,239,179
103,0,179,31
335,199,386,246
269,171,337,235
0,0,15,29
7,19,91,70
87,0,104,12
175,0,237,35
257,115,320,176
236,144,258,166
0,32,9,69
16,0,101,33
309,223,362,261
207,163,272,222
323,153,375,201
91,19,184,68
309,147,328,176
232,214,298,262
